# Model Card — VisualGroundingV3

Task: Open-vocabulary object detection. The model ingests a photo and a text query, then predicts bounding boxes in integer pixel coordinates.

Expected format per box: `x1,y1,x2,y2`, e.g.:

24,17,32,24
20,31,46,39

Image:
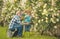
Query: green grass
0,26,58,39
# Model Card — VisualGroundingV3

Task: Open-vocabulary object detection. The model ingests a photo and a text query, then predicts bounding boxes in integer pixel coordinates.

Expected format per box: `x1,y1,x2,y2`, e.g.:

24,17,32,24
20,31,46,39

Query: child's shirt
9,15,22,29
24,14,31,23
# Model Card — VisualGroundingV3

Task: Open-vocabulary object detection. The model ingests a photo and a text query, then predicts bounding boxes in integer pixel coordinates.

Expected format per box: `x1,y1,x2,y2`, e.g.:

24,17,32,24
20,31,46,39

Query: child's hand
23,22,30,25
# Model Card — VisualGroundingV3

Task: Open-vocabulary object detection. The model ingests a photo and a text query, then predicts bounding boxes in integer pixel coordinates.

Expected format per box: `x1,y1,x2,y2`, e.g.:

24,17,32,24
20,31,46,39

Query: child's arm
23,22,31,25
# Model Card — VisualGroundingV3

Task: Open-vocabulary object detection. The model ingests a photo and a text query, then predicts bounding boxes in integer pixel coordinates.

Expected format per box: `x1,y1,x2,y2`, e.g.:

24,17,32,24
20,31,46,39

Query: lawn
0,26,59,39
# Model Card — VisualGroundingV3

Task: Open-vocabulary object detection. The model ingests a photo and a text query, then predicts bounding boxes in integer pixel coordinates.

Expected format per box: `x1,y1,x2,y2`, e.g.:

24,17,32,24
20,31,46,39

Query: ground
0,26,59,39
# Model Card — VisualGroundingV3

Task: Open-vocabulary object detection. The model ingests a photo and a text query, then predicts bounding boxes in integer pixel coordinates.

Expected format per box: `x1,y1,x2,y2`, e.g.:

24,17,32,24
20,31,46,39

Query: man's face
19,11,23,15
16,11,21,17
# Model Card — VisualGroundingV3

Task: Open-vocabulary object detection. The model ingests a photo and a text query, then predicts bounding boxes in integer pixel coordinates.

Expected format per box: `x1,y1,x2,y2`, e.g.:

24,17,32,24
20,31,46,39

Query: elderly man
8,10,23,37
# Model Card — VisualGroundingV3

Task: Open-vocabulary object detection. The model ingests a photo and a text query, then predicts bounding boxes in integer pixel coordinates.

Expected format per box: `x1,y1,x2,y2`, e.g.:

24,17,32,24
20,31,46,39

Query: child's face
25,10,31,15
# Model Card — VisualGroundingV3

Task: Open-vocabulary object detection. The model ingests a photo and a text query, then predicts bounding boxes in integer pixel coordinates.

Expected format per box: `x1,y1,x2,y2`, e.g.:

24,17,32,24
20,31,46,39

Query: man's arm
13,16,21,24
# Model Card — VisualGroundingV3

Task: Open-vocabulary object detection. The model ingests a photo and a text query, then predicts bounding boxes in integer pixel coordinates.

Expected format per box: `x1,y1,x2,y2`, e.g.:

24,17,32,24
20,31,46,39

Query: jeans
17,26,23,37
9,26,23,37
25,25,31,32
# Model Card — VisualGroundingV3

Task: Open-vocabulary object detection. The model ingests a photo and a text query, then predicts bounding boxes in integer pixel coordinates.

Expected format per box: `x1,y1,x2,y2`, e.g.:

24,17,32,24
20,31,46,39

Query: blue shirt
24,15,31,23
9,15,22,29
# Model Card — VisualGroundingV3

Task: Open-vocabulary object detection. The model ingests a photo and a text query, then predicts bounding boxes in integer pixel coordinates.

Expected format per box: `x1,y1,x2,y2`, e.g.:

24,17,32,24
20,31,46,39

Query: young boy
8,10,23,37
24,10,32,32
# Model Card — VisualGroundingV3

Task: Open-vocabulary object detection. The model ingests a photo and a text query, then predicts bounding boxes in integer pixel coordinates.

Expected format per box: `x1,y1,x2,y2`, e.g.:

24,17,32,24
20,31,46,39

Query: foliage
25,0,60,35
0,0,60,35
0,0,21,26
